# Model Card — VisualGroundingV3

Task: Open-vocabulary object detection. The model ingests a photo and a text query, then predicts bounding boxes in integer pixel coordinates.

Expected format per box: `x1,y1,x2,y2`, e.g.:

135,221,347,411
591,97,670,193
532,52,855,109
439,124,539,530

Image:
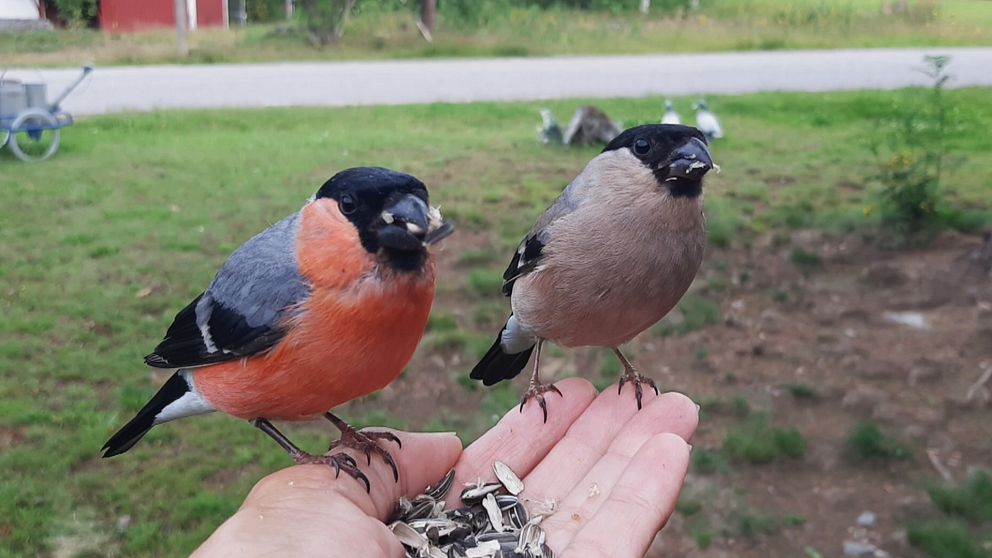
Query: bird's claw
292,451,372,493
519,382,563,423
328,429,401,483
618,371,660,410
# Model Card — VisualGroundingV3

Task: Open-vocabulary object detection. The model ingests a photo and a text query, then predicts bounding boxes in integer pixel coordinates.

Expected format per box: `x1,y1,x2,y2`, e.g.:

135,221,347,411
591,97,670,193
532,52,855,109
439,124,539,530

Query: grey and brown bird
470,125,716,419
661,99,681,125
538,109,564,145
694,100,723,140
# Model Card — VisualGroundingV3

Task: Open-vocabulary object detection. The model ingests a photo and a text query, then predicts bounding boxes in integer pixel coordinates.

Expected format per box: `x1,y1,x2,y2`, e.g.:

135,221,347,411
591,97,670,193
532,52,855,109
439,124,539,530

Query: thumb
243,430,463,521
193,431,462,558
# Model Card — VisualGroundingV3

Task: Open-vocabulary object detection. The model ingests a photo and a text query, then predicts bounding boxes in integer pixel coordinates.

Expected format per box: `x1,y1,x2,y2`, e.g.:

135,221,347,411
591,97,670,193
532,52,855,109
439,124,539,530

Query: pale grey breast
511,150,706,348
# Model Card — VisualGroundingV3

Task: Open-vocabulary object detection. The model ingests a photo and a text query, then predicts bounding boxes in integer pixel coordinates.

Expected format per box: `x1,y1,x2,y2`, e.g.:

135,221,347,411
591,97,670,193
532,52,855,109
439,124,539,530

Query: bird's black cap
316,167,433,269
604,124,714,198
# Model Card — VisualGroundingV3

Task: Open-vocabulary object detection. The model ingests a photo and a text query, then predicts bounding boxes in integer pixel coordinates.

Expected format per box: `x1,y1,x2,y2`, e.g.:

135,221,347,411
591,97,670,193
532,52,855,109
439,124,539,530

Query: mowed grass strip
1,88,991,556
3,0,992,67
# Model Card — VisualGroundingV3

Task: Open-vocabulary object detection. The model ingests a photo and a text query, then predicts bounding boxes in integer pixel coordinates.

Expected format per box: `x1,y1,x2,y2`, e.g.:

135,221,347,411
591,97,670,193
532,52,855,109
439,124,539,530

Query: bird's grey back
208,211,310,329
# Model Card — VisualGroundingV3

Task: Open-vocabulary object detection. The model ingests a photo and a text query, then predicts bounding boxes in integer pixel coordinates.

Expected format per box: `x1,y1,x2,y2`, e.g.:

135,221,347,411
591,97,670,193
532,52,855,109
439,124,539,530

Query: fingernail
687,443,694,452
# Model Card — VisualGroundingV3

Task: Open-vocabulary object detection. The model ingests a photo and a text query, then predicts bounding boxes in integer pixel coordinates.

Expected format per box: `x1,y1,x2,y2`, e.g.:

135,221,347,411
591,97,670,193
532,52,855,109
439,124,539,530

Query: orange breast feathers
193,199,437,421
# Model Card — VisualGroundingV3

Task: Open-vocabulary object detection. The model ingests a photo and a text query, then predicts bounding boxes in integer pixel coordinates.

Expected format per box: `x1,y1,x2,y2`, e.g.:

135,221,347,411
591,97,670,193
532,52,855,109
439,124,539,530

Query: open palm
194,378,698,558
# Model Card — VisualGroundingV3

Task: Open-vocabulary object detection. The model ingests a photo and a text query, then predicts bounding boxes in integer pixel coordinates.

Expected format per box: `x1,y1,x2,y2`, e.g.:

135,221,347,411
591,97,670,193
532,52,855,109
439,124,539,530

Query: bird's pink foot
292,450,372,492
618,370,660,410
328,428,402,483
519,381,563,423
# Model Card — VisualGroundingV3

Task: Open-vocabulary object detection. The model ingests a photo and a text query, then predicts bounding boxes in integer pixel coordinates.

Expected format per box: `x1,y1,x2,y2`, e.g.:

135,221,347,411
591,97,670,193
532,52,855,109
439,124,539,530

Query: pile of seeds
389,461,556,558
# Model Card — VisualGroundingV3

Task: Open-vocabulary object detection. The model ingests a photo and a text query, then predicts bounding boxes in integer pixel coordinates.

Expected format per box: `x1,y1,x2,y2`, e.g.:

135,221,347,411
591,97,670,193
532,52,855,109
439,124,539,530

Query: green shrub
676,499,703,516
844,422,912,462
693,526,715,549
427,312,458,332
729,507,780,538
784,513,807,526
723,415,807,464
691,447,730,474
928,470,992,523
699,396,751,418
247,0,289,22
907,521,990,558
784,383,817,400
868,55,959,244
790,247,823,276
52,0,98,27
297,0,358,46
468,269,504,295
653,294,721,336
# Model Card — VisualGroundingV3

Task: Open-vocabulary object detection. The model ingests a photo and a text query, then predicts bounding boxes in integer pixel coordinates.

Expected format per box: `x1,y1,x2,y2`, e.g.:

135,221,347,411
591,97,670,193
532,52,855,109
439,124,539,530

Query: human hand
193,378,698,558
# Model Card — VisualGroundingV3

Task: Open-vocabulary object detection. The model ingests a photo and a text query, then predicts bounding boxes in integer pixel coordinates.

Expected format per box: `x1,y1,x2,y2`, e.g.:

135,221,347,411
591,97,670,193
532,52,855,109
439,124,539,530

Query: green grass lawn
3,0,992,67
1,88,991,556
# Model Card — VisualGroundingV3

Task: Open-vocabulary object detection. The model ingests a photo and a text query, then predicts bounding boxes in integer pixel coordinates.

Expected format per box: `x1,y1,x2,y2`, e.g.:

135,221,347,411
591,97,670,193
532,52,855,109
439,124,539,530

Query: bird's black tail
102,372,189,458
470,320,535,386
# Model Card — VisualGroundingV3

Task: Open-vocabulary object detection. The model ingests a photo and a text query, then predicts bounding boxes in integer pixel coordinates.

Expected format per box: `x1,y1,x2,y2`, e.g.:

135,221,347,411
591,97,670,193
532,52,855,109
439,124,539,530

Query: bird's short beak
667,137,714,180
378,194,431,252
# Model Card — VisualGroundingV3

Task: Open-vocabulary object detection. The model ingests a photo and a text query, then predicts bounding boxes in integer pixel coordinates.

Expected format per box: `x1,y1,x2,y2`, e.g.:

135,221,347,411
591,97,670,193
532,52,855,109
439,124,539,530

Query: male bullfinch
470,125,716,420
102,167,452,490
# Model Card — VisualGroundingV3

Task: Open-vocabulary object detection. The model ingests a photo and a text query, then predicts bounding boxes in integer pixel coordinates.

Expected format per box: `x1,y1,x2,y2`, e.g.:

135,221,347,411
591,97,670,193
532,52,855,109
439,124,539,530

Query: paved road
5,47,991,115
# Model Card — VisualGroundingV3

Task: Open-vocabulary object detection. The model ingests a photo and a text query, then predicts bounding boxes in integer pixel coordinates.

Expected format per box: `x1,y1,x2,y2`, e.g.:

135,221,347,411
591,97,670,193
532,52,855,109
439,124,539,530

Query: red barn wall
196,0,227,28
100,0,227,32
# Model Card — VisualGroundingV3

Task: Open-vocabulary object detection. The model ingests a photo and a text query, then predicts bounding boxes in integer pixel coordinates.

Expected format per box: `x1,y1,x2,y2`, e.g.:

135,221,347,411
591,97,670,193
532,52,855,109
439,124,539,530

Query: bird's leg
324,411,402,483
518,339,563,423
251,418,370,492
612,347,660,410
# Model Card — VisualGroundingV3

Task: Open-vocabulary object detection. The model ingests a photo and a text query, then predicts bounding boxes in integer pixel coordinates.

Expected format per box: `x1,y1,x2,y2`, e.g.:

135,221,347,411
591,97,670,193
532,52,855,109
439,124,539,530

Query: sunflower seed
460,482,503,505
391,521,429,550
493,461,524,495
427,469,456,500
494,495,520,510
504,501,529,530
476,531,518,544
482,493,505,533
391,465,552,558
464,540,501,557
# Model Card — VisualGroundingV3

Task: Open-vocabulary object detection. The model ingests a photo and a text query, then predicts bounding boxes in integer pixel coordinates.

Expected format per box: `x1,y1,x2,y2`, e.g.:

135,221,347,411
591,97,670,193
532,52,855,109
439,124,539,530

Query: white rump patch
154,372,216,424
500,315,536,355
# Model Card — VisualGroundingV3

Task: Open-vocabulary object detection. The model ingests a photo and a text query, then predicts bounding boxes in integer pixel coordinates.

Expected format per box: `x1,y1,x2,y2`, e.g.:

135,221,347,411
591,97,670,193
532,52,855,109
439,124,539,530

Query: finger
561,433,691,558
521,383,670,504
447,378,597,506
539,392,698,549
244,430,462,521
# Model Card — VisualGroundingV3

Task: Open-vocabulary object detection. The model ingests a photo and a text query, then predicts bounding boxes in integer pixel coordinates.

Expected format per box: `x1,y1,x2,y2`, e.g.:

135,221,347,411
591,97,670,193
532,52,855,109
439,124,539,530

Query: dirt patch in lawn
353,226,991,557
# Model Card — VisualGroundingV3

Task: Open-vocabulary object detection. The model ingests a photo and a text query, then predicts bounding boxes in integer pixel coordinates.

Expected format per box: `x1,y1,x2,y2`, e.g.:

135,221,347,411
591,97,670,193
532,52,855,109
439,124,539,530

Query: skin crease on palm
193,378,698,558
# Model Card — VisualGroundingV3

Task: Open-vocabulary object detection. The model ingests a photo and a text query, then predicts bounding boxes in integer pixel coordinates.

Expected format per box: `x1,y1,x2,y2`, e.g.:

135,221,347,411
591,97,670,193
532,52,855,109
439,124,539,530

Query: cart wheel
0,129,8,148
9,109,61,163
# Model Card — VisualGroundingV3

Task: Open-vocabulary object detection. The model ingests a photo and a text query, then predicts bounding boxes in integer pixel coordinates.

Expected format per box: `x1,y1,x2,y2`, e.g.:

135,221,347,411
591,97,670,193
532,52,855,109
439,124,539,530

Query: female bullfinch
471,125,716,421
103,167,452,490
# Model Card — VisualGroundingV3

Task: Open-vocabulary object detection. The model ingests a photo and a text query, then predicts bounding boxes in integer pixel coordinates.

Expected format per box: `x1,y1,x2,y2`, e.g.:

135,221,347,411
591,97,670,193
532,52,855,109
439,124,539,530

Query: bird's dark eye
633,138,651,156
338,194,358,215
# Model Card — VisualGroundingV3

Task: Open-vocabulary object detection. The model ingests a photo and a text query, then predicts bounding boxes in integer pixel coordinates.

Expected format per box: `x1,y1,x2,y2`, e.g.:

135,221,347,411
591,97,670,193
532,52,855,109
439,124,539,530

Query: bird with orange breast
102,167,452,490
